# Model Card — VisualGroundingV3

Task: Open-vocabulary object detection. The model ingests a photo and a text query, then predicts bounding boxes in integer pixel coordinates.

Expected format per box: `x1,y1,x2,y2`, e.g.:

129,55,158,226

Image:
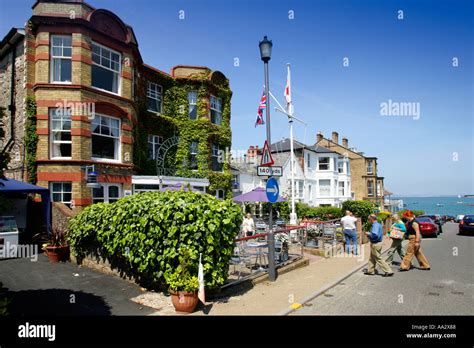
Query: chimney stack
332,131,339,144
342,137,348,148
316,131,323,143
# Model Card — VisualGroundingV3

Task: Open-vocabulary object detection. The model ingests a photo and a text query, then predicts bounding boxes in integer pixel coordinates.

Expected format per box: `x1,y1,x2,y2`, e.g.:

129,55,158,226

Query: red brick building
0,0,232,212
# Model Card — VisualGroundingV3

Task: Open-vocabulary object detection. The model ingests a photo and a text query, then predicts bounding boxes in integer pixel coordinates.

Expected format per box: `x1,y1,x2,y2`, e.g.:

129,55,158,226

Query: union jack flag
255,91,266,127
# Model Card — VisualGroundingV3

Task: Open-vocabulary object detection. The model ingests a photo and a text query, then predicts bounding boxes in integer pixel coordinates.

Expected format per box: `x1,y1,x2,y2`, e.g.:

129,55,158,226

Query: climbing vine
134,72,233,197
25,96,38,184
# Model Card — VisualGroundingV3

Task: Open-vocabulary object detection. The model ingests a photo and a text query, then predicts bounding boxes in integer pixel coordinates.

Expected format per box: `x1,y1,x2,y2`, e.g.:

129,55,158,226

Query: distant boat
436,203,444,206
456,201,464,204
458,195,462,198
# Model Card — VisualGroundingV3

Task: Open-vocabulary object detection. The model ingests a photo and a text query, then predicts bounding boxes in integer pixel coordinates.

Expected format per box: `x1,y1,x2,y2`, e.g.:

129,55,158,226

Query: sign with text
257,166,283,177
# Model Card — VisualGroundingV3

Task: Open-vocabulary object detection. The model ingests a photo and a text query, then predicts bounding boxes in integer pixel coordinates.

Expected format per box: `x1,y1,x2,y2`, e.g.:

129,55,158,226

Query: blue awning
0,178,51,232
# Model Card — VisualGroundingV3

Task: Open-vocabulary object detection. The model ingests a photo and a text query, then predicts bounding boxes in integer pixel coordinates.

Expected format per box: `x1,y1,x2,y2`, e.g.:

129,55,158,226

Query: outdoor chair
229,243,254,279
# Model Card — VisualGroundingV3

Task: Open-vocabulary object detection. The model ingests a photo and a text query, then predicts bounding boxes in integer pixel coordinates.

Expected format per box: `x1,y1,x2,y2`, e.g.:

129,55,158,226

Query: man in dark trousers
364,214,394,277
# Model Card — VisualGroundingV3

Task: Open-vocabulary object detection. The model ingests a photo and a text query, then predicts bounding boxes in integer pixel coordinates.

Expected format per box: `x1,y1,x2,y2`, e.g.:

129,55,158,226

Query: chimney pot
332,131,339,144
342,137,348,148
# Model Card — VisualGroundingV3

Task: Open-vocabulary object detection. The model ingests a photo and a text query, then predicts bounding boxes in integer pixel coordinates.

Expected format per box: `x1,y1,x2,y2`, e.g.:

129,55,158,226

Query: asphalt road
294,222,474,315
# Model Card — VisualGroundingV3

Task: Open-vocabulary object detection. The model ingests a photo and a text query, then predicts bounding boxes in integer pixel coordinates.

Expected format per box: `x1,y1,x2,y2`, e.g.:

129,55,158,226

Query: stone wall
0,39,27,181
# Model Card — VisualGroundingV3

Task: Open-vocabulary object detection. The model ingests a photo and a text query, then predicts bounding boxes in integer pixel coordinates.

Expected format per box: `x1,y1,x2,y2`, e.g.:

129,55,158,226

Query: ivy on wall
134,74,233,198
25,96,38,184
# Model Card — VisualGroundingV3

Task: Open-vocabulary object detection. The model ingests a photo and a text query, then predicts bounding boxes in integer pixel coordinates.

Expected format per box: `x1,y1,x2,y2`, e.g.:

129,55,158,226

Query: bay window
147,82,163,113
91,114,120,161
337,161,344,174
50,108,71,158
91,42,121,94
368,180,374,196
319,179,331,196
338,181,345,196
50,35,72,83
210,95,222,125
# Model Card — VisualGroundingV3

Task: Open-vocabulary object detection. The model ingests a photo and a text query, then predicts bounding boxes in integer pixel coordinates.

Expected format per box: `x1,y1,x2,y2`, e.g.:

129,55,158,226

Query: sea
394,196,474,216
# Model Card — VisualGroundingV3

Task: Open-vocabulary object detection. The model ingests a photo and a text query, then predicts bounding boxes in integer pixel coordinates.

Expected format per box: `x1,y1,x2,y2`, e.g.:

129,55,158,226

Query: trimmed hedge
67,191,242,289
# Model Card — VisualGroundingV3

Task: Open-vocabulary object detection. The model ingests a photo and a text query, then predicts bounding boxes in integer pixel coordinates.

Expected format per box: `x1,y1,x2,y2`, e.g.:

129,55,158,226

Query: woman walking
400,210,431,271
385,214,407,266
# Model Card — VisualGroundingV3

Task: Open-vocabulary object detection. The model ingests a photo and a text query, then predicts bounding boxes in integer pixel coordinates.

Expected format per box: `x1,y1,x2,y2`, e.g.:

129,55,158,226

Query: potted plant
165,248,199,313
43,224,69,263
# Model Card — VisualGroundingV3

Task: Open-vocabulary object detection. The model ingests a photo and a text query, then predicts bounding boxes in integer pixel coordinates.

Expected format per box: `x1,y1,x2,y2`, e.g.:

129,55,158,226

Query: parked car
415,217,439,238
459,215,474,235
418,214,443,233
455,215,465,223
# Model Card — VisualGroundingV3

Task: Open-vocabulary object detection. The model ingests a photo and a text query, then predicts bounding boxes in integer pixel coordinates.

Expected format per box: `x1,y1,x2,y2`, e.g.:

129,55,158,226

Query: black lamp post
259,35,276,282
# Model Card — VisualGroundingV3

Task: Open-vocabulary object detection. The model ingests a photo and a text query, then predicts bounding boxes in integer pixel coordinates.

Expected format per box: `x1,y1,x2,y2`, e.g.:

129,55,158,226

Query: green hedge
67,191,242,289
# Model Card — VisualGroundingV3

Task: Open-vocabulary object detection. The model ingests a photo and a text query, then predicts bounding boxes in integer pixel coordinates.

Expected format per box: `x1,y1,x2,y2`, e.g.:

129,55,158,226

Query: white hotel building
231,138,352,208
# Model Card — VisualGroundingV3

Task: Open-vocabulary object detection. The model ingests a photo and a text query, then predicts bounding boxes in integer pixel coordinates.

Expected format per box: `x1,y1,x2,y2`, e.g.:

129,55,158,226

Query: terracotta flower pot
45,245,69,263
170,290,199,313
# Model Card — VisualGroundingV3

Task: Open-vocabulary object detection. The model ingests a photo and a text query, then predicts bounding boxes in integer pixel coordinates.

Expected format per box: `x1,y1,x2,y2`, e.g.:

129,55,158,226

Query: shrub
341,200,377,223
67,191,242,290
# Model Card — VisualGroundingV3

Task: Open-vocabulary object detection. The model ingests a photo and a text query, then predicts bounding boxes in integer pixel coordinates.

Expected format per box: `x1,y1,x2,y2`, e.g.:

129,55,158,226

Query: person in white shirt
242,213,255,237
341,210,359,255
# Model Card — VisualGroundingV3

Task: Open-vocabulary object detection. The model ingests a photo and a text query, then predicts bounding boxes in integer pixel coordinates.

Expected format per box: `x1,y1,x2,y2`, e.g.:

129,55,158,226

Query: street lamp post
259,35,276,281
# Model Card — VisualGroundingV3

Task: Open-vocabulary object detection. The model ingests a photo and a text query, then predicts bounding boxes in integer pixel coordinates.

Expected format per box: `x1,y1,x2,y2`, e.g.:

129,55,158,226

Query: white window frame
50,35,72,84
91,41,122,95
49,108,72,159
306,153,311,168
297,180,304,199
91,114,121,163
318,157,330,171
210,95,222,125
307,184,312,202
188,90,198,119
147,82,163,114
319,179,331,197
50,182,72,207
92,183,122,204
148,134,163,160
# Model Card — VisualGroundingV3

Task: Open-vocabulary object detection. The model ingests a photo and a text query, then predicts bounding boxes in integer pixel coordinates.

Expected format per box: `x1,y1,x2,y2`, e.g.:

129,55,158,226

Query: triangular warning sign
260,140,274,166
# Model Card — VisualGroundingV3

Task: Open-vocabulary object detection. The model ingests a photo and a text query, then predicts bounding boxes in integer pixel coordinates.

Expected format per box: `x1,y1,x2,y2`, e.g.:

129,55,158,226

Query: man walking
341,210,359,255
364,214,394,277
400,210,431,271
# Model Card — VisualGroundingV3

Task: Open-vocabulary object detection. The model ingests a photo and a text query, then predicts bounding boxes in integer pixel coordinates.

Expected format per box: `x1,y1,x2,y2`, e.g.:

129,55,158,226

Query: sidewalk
197,237,392,315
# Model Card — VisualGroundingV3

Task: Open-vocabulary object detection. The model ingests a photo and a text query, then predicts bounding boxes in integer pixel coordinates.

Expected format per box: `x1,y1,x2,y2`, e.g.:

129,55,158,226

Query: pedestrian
242,213,255,237
385,214,407,266
399,210,431,271
341,210,359,255
364,214,394,277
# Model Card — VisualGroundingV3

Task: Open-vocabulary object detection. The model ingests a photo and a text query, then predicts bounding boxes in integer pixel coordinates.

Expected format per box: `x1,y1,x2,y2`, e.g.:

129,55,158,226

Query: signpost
257,166,282,177
266,177,280,203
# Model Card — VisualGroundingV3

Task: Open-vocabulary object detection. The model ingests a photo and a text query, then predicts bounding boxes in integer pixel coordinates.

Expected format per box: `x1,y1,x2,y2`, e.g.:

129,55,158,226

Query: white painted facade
232,145,352,208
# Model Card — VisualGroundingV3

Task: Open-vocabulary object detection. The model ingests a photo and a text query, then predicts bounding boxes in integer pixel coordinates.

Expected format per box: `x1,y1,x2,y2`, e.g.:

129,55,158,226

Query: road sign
260,140,274,166
257,166,282,177
266,177,279,203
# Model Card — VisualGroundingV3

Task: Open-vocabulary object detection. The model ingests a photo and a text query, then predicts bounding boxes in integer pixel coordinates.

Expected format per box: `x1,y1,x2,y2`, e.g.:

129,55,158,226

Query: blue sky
1,0,473,196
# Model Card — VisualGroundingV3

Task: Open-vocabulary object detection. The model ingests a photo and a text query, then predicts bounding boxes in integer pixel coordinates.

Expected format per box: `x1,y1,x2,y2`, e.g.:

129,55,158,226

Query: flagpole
286,64,298,225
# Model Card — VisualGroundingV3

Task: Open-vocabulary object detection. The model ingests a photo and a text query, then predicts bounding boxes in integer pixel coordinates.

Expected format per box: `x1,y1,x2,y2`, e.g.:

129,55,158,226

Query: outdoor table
245,241,268,271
